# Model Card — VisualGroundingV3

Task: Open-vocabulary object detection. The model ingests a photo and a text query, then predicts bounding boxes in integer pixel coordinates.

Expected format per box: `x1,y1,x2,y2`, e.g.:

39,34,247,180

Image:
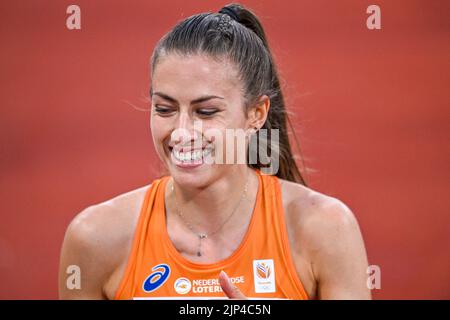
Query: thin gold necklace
171,172,249,257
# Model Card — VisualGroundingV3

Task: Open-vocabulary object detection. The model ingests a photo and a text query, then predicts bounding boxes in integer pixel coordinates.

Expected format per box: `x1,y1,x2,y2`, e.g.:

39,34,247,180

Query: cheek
202,115,249,158
150,116,170,147
227,105,249,129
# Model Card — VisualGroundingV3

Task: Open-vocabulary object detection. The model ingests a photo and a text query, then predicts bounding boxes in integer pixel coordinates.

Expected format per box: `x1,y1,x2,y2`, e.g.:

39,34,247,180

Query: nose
171,111,201,146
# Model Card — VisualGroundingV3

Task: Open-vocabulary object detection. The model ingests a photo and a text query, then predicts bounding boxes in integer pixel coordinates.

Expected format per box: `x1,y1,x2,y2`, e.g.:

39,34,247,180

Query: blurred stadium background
0,0,448,299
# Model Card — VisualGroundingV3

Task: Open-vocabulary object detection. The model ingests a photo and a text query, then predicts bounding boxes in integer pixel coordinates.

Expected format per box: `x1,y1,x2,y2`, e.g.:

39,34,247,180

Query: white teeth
172,147,213,162
202,149,211,158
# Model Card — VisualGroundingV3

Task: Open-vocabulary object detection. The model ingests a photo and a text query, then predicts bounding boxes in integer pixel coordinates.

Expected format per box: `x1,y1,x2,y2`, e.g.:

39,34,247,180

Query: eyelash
196,109,219,116
154,106,173,115
154,106,219,117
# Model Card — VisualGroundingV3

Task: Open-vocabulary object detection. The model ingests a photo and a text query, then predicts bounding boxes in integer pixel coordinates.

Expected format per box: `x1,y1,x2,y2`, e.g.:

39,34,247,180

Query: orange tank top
115,169,309,300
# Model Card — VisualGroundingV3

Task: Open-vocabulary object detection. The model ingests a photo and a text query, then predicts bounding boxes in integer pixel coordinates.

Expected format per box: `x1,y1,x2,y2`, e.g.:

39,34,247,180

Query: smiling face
150,53,254,188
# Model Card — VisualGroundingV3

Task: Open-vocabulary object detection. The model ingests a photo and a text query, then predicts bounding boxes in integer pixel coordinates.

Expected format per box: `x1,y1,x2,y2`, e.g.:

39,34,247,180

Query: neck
167,166,257,233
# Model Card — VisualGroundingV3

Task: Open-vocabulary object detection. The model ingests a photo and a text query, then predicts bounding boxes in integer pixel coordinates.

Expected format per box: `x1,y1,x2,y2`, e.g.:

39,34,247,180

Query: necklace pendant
199,233,207,239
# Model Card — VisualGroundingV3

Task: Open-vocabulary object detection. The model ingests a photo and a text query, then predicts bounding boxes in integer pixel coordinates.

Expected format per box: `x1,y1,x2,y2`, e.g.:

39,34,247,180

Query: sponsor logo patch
253,259,276,293
142,263,170,292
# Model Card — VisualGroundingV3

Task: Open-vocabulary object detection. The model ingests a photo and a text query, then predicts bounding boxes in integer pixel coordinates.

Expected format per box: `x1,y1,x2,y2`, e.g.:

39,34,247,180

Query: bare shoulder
58,184,150,299
279,178,370,299
66,184,150,253
279,179,360,248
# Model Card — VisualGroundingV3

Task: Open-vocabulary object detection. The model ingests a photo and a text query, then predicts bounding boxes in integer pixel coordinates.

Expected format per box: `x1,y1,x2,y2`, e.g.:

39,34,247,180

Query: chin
168,164,217,189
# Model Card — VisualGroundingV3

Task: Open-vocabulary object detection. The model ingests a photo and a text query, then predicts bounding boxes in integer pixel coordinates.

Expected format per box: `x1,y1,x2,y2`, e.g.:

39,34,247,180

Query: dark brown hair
151,3,308,185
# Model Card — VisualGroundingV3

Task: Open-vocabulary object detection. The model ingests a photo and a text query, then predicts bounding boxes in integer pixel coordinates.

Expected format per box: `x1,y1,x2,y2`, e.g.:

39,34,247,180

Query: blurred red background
0,0,448,299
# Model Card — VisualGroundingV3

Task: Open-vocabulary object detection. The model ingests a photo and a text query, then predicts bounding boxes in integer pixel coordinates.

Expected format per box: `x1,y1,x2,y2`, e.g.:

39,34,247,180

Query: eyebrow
151,91,225,105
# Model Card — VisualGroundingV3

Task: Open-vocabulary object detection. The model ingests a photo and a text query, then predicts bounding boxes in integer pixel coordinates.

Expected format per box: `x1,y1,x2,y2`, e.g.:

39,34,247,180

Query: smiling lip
169,145,213,169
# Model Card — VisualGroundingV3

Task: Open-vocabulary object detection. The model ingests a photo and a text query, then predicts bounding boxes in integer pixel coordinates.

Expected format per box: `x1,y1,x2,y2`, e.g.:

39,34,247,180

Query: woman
58,3,371,300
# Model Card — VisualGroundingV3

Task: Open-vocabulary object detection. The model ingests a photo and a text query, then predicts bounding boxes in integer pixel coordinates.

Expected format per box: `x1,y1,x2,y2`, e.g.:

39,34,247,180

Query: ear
246,95,270,131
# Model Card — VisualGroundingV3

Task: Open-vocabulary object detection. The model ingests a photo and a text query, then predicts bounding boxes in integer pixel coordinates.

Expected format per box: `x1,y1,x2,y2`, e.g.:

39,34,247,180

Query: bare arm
58,206,114,299
306,199,371,299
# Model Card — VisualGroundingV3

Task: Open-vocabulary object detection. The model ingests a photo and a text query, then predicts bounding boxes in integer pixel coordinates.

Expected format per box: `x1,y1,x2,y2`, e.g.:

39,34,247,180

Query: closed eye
154,105,175,116
153,105,221,117
196,109,220,117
